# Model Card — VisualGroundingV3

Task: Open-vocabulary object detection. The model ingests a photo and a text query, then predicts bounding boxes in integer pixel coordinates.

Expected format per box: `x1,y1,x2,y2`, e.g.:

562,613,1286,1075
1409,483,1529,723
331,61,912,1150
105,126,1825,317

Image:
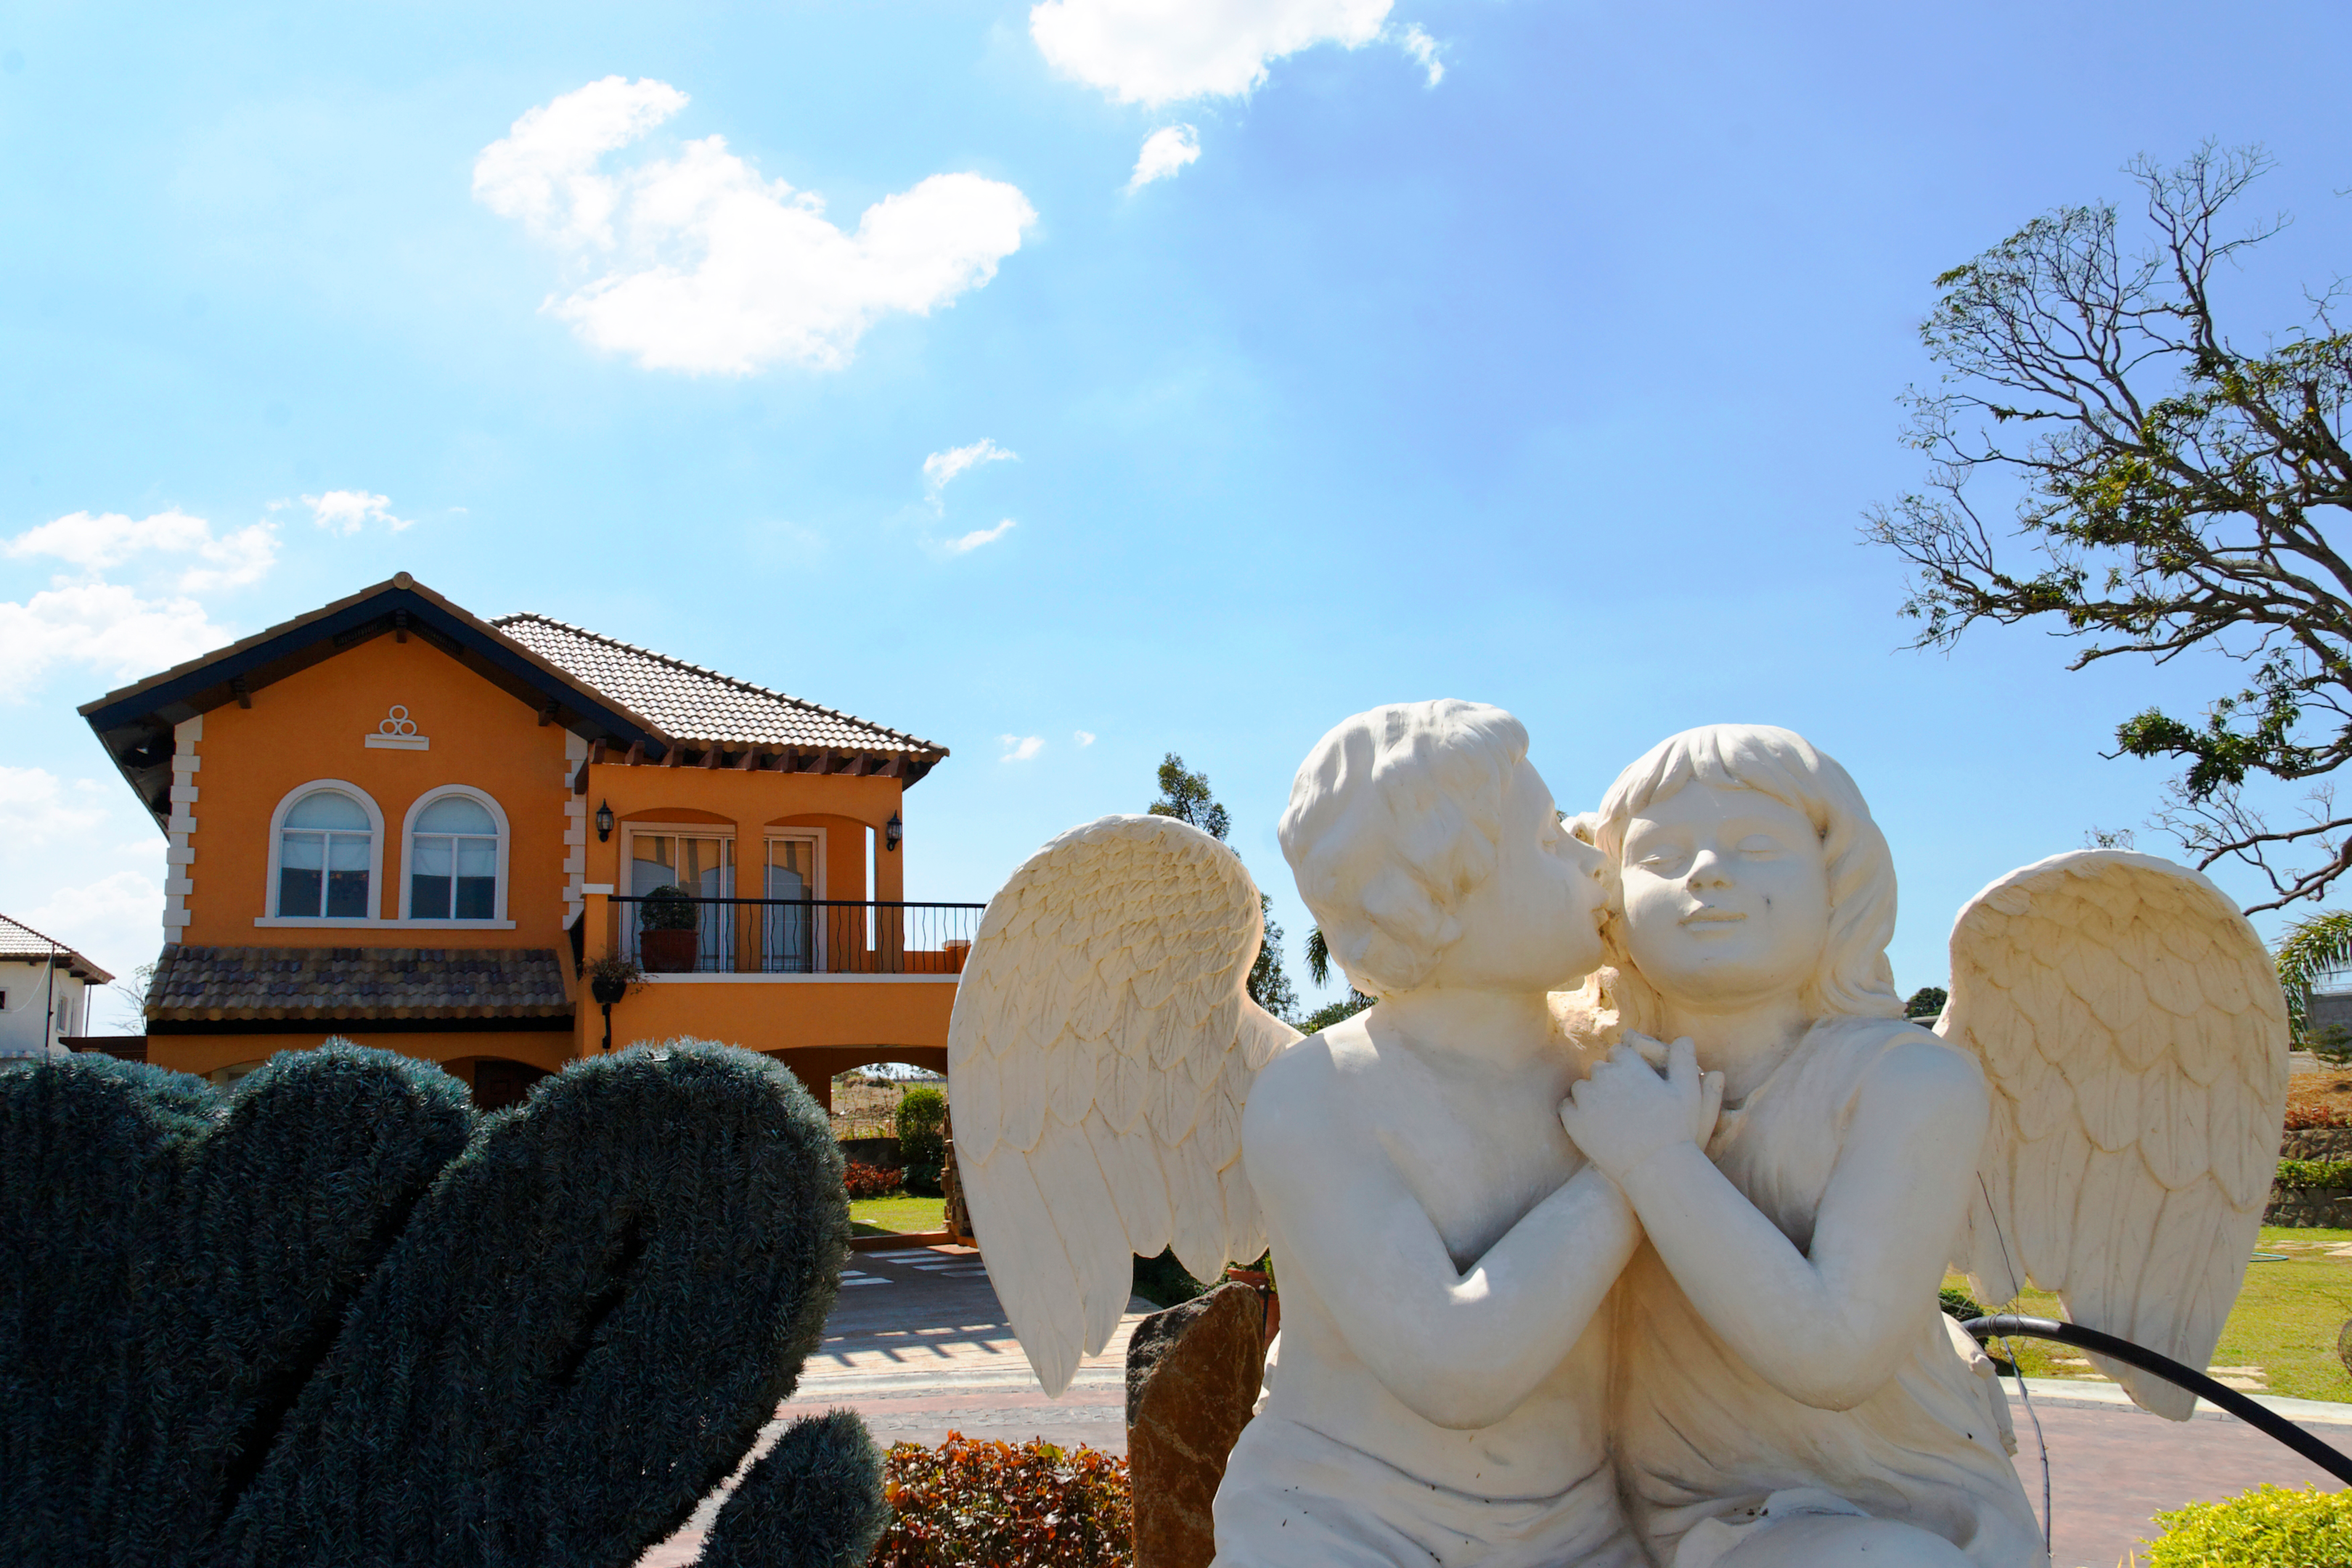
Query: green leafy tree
1866,145,2352,913
1150,754,1296,1022
1903,986,1948,1020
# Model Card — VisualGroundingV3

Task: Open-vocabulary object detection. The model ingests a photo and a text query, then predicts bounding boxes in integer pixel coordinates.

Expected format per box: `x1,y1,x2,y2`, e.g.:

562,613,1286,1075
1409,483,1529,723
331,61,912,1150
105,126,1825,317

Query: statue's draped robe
1613,1018,2046,1567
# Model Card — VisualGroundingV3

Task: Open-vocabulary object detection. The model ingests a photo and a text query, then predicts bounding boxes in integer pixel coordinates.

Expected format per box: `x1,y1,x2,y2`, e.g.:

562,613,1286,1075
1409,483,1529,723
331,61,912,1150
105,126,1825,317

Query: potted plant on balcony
637,885,701,973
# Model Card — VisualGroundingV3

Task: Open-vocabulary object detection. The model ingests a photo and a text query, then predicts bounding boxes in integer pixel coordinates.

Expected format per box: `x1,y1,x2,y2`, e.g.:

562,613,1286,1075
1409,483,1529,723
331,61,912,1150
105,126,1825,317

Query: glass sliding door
762,836,820,971
625,831,734,969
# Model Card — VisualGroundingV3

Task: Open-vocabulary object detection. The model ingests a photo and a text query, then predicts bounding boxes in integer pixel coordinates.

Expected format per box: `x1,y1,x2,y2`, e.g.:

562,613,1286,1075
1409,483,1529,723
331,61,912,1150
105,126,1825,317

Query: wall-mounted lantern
885,812,903,852
595,799,614,842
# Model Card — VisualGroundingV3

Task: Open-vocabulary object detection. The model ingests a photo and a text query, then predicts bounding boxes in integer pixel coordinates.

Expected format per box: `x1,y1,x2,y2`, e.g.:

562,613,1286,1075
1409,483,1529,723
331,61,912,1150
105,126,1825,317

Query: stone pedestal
1126,1283,1266,1568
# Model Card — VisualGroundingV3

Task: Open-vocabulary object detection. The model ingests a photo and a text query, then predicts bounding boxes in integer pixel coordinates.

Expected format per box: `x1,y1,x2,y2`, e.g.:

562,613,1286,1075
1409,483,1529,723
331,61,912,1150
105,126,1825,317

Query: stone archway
767,1045,945,1116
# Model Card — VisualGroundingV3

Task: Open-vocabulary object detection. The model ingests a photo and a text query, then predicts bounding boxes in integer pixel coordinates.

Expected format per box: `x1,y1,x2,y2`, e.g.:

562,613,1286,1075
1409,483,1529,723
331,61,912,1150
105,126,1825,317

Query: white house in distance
0,915,113,1059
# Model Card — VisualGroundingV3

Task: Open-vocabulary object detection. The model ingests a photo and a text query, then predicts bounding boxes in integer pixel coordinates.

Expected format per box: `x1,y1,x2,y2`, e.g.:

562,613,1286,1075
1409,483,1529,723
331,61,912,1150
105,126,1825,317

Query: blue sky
5,1,2349,1024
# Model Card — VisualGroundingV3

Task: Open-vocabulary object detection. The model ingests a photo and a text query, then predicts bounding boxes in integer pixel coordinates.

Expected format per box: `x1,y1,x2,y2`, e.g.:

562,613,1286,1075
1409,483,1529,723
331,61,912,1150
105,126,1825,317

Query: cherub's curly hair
1278,701,1527,999
1590,724,1902,1029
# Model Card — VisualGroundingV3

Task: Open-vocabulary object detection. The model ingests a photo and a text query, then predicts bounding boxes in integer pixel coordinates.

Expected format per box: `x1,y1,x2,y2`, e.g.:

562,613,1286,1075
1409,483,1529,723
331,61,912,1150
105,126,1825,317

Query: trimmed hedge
2,1039,883,1568
873,1434,1131,1567
216,1041,854,1567
844,1161,902,1199
697,1409,889,1568
1,1045,474,1568
2147,1483,2352,1565
894,1086,945,1169
2278,1157,2352,1188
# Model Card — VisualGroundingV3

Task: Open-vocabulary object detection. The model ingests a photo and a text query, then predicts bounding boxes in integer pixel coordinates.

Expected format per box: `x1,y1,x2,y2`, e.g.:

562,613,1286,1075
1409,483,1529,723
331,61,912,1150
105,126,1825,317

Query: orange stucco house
80,573,969,1109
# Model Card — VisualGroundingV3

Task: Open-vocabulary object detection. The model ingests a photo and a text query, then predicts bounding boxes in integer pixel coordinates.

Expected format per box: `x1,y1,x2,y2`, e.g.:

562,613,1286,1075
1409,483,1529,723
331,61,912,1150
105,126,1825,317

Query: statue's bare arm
1242,1048,1640,1430
1593,1033,1988,1410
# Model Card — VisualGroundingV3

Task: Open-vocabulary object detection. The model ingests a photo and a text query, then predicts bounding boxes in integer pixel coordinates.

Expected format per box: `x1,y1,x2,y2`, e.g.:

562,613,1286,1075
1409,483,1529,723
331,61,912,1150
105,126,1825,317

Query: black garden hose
1962,1315,2352,1487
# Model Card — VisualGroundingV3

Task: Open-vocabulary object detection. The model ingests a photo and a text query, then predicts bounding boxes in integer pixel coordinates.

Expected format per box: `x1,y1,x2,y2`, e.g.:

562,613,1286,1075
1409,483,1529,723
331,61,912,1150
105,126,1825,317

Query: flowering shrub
2286,1100,2352,1130
870,1434,1131,1567
844,1161,903,1199
2147,1483,2352,1565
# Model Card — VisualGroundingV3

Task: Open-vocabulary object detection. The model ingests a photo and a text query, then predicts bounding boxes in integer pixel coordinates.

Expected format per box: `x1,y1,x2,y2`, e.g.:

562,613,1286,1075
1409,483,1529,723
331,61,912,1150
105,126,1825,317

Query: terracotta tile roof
147,945,570,1022
494,614,946,759
0,915,113,984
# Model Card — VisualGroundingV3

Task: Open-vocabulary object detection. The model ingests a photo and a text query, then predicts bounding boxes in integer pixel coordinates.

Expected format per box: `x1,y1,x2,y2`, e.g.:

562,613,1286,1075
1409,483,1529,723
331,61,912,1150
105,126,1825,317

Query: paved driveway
638,1243,2352,1567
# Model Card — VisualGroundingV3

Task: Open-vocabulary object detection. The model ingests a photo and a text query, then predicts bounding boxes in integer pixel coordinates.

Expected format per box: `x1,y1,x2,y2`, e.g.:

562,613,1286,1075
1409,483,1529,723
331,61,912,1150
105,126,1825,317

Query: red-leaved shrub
844,1162,903,1199
869,1433,1130,1567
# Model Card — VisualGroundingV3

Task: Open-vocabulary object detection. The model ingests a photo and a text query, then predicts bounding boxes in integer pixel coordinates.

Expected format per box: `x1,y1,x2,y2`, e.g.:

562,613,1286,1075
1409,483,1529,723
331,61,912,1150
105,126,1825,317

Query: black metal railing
610,896,982,976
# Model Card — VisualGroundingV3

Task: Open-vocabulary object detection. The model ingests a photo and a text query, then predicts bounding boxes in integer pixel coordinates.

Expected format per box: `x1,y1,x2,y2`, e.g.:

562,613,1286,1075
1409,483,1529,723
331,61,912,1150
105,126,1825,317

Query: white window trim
261,779,385,923
253,916,519,931
397,784,513,922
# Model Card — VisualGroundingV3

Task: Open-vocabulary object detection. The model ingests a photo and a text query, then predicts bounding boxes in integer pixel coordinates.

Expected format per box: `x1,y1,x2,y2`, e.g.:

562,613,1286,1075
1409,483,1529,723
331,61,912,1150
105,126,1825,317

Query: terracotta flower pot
640,928,699,973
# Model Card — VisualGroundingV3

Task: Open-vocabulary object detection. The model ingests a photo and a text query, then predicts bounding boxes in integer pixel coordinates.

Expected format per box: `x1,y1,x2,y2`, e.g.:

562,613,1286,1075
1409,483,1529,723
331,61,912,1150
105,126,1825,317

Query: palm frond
2275,910,2352,1046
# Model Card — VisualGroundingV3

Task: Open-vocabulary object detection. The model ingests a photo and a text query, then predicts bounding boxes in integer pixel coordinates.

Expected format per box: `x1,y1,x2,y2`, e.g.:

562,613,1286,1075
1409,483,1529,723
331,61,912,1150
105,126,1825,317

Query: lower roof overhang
147,1013,576,1036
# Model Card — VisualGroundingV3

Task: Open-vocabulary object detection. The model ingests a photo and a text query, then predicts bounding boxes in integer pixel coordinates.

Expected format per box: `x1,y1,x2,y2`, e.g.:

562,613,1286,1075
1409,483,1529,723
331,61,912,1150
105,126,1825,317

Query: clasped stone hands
1559,1034,1727,1183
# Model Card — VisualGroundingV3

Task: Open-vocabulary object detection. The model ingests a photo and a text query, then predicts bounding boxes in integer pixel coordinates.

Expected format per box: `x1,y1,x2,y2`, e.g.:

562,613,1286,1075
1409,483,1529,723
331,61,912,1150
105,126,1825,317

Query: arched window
399,787,511,923
278,789,374,918
409,794,499,920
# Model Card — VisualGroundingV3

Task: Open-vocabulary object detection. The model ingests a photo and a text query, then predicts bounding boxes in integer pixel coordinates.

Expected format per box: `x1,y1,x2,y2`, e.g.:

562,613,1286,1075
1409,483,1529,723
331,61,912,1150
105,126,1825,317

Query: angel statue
1562,724,2289,1568
950,707,2290,1568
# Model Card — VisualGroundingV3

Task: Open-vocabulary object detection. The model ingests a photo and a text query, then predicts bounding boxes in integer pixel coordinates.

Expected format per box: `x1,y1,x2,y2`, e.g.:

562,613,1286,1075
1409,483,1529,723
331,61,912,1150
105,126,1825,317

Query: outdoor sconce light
885,812,902,852
595,799,614,842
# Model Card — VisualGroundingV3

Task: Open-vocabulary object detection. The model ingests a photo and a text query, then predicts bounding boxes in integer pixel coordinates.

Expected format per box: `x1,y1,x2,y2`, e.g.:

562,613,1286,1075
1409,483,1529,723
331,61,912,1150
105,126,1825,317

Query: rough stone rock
1127,1282,1266,1568
2263,1185,2352,1227
2282,1127,2352,1161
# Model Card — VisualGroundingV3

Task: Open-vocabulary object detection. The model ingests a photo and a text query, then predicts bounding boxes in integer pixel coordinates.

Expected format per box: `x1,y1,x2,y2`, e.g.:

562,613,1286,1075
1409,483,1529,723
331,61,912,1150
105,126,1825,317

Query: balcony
611,897,981,976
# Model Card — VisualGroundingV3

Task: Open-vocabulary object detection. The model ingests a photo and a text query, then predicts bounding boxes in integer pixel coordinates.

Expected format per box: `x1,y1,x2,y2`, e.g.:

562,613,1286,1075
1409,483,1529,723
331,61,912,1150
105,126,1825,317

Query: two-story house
79,573,973,1109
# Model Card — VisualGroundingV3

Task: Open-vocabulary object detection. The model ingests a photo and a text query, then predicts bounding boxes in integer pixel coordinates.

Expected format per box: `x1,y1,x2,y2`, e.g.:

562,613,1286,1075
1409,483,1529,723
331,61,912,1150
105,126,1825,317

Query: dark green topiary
0,1045,475,1568
640,884,701,931
1,1053,219,1564
4,1037,878,1568
895,1084,946,1168
695,1409,890,1568
213,1040,856,1568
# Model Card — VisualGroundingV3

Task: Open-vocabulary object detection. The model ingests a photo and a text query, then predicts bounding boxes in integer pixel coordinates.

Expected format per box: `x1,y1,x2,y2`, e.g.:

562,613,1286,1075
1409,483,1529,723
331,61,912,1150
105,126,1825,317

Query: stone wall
2282,1127,2352,1161
2265,1185,2352,1227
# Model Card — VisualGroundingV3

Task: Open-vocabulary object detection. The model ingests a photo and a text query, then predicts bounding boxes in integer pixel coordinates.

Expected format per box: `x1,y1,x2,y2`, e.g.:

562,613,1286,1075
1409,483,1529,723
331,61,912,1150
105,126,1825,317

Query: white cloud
923,438,1017,507
471,75,691,250
4,509,277,592
1000,734,1045,762
1395,23,1443,86
0,767,108,847
0,581,235,692
1032,0,1392,105
944,519,1017,554
475,77,1038,375
1074,730,1097,747
25,870,166,1007
1127,126,1201,190
298,491,414,536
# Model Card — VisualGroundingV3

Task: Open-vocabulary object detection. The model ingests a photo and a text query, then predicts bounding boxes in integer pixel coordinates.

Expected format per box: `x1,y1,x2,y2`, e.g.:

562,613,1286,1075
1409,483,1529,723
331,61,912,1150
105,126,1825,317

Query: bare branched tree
1867,144,2352,913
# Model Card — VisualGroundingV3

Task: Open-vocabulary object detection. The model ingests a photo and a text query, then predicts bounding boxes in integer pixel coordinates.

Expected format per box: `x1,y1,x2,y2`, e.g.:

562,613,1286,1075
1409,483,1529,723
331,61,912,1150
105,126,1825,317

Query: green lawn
850,1195,946,1237
1946,1226,2352,1402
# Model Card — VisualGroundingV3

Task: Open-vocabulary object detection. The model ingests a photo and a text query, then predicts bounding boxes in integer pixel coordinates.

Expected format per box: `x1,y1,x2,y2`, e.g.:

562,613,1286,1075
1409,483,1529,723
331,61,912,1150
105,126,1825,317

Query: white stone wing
1942,850,2290,1419
948,814,1302,1397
